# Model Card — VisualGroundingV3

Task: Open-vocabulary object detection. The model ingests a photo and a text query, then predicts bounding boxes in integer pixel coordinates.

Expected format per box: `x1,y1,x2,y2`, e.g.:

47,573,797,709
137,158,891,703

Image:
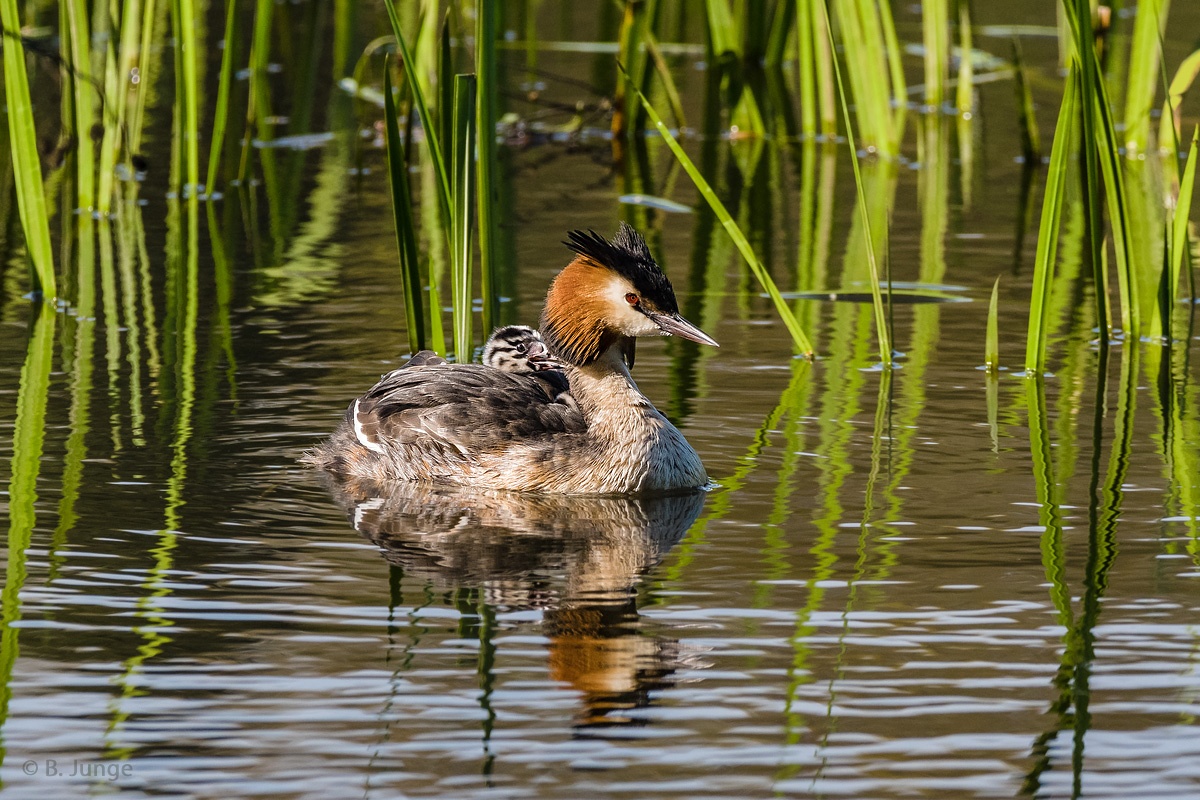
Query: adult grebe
305,223,718,493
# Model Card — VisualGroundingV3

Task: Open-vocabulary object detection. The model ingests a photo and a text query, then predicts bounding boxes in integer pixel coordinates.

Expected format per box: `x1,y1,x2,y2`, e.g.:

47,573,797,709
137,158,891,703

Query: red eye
625,293,639,306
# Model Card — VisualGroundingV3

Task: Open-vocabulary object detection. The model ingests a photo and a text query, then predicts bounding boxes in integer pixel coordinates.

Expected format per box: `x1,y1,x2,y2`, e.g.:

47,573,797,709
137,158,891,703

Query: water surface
2,2,1200,798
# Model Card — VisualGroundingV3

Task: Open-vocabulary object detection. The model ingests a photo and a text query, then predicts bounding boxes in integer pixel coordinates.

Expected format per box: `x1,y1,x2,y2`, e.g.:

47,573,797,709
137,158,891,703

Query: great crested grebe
305,223,718,494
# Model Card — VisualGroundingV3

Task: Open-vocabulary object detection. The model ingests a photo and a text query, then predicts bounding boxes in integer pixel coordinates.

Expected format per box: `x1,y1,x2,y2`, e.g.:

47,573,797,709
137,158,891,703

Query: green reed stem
438,14,454,171
206,0,240,195
476,0,499,333
451,74,477,364
956,1,974,116
384,64,426,354
384,0,452,234
616,0,651,139
622,64,815,357
62,0,96,213
986,276,1000,371
1,0,56,298
1061,0,1110,342
1123,0,1170,155
128,0,160,155
172,0,199,202
819,0,891,365
705,0,739,58
922,0,949,107
796,0,817,137
1158,49,1200,159
1026,65,1078,375
831,0,892,155
644,32,687,129
765,0,795,67
96,17,120,214
1167,128,1198,324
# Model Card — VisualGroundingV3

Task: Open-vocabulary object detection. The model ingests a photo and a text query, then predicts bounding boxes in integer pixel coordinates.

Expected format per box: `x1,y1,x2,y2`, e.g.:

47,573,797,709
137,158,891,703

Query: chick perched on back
481,325,556,373
481,325,573,406
397,326,572,404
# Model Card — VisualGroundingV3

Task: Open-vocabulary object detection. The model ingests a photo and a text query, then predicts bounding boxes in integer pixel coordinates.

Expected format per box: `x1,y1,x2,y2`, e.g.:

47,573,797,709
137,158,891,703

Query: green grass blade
172,0,199,203
921,0,949,107
877,0,906,115
819,0,890,364
956,1,974,116
1158,48,1200,157
765,0,795,67
621,64,814,357
384,64,426,354
796,0,817,137
476,0,499,333
1061,0,1110,343
1091,85,1139,337
102,0,145,210
63,0,96,213
206,0,240,195
616,0,651,139
0,0,56,299
451,74,477,364
1123,0,1169,155
705,0,740,58
1025,64,1078,375
986,276,1000,370
96,24,121,213
1168,127,1198,314
128,0,160,154
383,0,453,230
438,13,454,170
644,32,688,129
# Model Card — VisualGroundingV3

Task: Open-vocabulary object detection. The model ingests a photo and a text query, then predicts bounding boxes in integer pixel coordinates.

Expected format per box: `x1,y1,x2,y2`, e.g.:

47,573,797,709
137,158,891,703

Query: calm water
2,3,1200,798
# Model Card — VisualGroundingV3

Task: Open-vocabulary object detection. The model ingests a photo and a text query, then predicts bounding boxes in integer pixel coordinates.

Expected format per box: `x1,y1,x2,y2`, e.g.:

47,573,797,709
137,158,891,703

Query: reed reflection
322,475,705,732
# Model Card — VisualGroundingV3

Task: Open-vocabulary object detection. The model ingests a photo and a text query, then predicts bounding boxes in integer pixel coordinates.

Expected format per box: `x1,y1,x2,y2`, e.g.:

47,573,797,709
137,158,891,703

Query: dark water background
2,2,1200,798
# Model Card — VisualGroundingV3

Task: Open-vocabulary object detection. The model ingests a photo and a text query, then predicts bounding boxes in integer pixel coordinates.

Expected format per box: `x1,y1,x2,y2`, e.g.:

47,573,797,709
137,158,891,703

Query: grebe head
481,325,564,373
540,223,718,367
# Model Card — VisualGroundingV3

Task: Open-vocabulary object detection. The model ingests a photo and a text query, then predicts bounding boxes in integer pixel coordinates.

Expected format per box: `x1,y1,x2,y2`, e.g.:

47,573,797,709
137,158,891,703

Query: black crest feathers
563,223,678,313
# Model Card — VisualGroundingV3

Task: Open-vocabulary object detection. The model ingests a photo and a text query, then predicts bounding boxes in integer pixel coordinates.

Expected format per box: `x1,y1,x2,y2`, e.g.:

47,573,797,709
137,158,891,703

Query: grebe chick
393,326,572,401
481,325,561,373
482,324,574,405
393,327,557,373
305,223,718,494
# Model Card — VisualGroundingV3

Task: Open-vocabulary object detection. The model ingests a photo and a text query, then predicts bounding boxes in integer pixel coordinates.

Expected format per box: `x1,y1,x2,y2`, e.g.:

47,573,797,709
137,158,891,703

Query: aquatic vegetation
0,2,1199,795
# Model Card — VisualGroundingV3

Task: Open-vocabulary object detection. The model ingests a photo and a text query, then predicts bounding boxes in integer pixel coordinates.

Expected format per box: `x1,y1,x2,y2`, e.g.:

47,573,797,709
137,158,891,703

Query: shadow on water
320,474,704,736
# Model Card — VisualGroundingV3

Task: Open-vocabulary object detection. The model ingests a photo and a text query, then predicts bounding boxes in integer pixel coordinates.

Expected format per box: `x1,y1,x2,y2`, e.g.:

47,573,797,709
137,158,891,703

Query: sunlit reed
1,0,56,298
1123,0,1170,155
384,64,426,355
476,0,500,332
1025,65,1077,375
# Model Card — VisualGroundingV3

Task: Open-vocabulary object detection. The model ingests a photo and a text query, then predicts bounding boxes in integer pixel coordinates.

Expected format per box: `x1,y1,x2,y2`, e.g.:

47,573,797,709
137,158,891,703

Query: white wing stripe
353,399,387,454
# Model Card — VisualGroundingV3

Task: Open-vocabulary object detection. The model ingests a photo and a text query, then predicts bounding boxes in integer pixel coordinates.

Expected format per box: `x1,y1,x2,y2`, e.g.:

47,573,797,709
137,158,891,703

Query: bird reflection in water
320,474,706,733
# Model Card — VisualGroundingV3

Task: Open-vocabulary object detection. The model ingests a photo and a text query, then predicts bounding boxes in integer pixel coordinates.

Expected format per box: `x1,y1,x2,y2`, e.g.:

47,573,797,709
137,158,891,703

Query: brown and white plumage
304,223,718,494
